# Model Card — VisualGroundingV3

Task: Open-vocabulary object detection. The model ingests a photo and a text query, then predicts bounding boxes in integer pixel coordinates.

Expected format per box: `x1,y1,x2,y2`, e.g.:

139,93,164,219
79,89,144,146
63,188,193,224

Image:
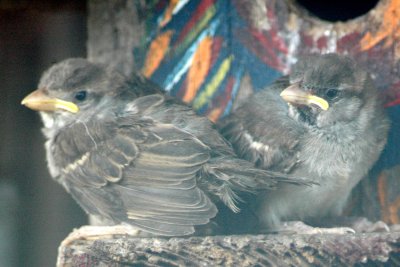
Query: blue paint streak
223,66,244,117
163,17,221,91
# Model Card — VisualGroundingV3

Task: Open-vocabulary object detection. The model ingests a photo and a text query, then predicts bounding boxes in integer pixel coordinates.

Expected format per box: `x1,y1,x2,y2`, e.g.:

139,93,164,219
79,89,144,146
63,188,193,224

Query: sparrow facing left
21,58,308,236
218,54,390,230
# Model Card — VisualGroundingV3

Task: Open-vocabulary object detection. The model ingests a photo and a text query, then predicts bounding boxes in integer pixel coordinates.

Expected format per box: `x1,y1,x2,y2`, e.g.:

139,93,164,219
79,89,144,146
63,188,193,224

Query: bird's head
21,58,129,129
281,54,379,128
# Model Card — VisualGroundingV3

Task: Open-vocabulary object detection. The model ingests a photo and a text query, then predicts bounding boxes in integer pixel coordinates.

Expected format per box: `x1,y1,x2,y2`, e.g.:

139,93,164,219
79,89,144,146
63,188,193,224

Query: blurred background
0,1,87,266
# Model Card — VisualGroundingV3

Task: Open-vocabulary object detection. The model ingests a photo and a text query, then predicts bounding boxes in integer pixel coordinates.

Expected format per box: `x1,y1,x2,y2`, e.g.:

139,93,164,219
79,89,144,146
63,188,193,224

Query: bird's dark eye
74,90,87,101
325,89,339,99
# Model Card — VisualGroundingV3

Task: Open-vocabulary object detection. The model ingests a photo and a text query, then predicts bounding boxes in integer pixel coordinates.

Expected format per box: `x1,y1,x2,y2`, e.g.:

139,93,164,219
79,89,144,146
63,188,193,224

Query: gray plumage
22,58,307,236
218,54,390,228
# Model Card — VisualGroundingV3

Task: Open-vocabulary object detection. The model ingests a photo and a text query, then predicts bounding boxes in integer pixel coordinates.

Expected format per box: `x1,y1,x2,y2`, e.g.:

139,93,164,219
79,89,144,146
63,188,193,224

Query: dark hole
296,0,380,22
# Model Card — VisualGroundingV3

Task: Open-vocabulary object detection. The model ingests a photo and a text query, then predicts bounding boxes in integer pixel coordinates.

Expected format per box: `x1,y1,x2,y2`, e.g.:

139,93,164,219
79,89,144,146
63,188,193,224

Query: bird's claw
274,221,355,235
349,217,390,233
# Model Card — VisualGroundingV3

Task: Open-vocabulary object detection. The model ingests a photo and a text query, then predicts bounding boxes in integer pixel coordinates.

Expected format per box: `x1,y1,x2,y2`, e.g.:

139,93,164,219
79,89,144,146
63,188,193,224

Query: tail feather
202,157,314,212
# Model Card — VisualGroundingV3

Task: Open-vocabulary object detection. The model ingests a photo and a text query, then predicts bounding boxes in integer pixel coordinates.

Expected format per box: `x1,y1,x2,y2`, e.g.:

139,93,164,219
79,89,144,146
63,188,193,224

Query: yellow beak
280,83,329,111
21,89,79,113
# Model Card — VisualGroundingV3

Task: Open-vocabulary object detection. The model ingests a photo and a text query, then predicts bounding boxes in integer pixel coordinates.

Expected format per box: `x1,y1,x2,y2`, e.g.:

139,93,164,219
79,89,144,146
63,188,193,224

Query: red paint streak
238,28,285,71
269,27,288,54
385,98,400,107
155,0,168,11
210,37,222,67
266,5,274,19
317,36,327,50
384,81,400,107
232,0,288,71
222,76,235,103
300,33,314,47
264,1,287,54
176,78,188,99
337,32,362,53
176,0,214,44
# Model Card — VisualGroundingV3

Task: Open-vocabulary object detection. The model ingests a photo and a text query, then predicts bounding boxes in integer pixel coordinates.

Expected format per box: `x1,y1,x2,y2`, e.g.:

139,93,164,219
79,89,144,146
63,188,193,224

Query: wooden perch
57,225,400,266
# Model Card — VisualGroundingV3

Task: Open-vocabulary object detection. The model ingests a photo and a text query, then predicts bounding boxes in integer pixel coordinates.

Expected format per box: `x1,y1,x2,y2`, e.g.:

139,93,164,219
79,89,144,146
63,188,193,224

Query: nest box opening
296,0,380,22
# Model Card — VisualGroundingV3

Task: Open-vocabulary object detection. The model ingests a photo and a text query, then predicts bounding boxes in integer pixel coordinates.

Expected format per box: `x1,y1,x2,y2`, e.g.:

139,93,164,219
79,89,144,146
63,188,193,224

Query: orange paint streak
142,30,173,78
377,171,400,224
360,0,400,51
377,172,390,222
182,36,213,103
159,0,180,28
389,196,400,224
207,107,222,123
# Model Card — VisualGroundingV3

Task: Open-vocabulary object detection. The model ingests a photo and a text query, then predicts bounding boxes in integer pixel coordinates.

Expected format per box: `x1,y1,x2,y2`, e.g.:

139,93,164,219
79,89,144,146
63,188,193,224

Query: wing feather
59,95,218,235
218,76,304,173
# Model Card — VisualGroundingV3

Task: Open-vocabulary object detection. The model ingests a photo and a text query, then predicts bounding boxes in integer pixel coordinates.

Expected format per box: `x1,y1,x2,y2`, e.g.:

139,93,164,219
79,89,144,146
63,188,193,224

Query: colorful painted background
133,0,400,223
137,0,284,122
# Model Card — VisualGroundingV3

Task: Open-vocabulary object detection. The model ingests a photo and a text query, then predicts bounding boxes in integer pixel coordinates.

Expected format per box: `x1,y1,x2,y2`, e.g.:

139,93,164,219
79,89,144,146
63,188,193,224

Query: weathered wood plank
57,226,400,266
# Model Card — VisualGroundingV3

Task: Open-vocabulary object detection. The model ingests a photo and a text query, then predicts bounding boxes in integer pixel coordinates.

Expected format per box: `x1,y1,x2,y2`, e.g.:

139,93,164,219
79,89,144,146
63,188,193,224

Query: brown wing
58,95,217,236
218,76,305,173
